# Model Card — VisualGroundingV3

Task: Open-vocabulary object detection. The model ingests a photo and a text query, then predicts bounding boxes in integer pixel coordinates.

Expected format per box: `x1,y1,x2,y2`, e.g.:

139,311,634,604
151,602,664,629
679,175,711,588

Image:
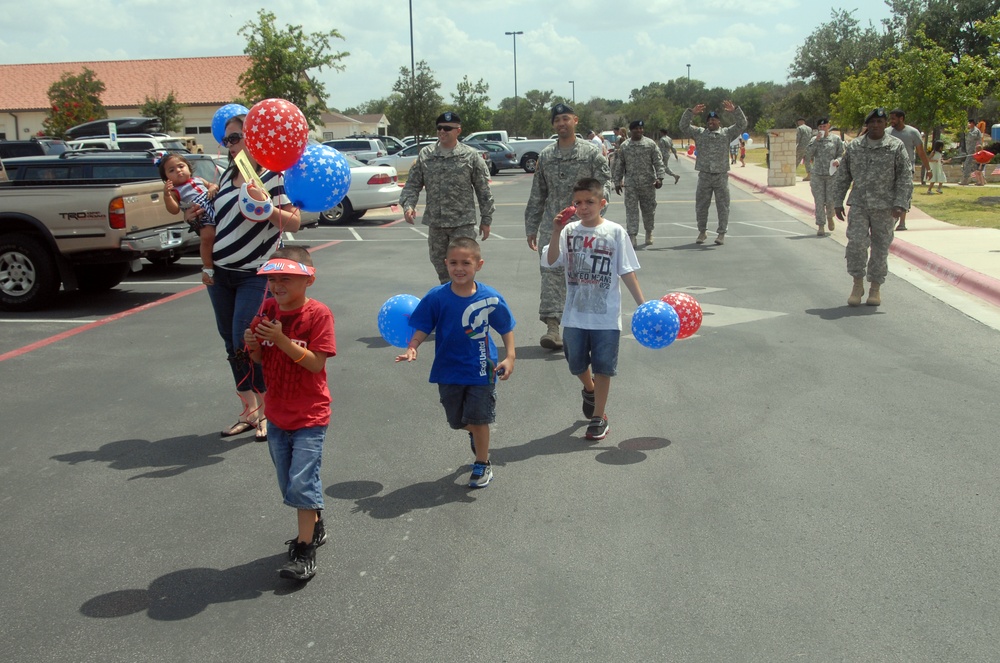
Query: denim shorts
267,424,326,510
438,383,496,429
562,327,620,377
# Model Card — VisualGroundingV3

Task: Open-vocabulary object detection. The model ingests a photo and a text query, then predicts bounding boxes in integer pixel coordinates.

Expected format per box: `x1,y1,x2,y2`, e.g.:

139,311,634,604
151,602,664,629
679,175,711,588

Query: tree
790,10,893,103
238,9,349,129
42,68,106,138
451,76,492,135
138,91,184,133
391,60,443,138
884,0,1000,63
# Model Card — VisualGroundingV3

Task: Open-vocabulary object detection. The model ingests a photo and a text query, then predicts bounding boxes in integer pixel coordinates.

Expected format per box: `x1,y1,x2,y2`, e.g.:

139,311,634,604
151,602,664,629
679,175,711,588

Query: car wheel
0,234,60,311
146,250,181,266
319,197,355,224
490,162,499,176
522,153,539,173
74,263,130,292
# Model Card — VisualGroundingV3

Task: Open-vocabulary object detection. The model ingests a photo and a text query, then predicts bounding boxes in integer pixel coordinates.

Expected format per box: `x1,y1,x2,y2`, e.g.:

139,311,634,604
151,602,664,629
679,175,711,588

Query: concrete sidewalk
723,161,1000,309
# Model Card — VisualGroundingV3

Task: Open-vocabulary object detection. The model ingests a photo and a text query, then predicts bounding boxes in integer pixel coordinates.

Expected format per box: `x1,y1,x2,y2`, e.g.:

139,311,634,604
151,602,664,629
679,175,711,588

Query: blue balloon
741,132,750,141
212,104,250,144
631,300,680,349
284,144,352,212
378,294,420,348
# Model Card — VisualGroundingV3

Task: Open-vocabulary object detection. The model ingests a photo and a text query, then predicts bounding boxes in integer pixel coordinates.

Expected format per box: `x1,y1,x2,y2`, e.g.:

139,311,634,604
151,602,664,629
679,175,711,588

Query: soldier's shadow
79,553,302,621
805,306,885,320
50,434,249,479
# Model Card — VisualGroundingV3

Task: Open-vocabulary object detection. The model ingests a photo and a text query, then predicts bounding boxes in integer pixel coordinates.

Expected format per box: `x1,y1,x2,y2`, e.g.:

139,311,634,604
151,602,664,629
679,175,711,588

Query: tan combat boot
645,231,654,245
866,282,881,306
827,217,835,231
539,318,563,350
848,277,865,307
696,231,707,244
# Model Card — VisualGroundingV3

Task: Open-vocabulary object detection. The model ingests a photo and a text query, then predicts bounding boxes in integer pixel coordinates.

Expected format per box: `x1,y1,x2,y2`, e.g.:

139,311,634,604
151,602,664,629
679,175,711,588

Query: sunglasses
436,125,458,132
221,132,244,146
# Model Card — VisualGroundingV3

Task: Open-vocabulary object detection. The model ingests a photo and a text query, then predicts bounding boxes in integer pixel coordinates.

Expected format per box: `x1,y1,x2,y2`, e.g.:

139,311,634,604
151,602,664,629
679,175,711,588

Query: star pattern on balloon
243,99,310,172
284,145,353,213
660,292,703,339
631,301,680,349
378,295,420,348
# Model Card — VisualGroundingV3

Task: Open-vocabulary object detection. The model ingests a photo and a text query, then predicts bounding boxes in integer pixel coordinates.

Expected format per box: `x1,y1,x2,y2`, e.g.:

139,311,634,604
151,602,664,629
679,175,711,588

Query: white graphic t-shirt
544,219,640,330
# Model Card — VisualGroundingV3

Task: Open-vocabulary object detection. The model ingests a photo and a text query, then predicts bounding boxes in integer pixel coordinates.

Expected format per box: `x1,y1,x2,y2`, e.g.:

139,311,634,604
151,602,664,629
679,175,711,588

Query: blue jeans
268,425,326,510
562,327,620,377
206,266,267,392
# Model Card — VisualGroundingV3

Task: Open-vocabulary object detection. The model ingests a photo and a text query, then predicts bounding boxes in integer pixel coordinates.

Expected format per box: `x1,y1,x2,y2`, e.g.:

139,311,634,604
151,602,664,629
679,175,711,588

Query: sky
0,0,896,110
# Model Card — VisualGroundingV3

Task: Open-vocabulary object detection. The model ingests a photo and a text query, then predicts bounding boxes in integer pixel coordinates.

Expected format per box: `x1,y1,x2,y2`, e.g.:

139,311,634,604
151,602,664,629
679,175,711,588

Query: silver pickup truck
0,171,194,311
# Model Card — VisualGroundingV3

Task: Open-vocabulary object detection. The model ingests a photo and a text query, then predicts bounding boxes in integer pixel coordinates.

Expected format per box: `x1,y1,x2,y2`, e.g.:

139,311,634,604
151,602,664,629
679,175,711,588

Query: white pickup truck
462,130,555,173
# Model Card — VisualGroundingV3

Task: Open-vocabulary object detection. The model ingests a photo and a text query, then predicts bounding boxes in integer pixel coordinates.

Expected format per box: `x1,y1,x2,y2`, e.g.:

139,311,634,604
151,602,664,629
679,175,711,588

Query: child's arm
199,226,216,285
252,319,328,373
495,330,516,381
395,330,429,363
621,271,645,306
163,182,181,215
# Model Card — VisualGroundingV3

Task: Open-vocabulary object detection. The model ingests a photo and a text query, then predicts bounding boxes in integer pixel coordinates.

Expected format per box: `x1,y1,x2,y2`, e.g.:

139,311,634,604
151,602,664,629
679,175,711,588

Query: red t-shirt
258,298,337,431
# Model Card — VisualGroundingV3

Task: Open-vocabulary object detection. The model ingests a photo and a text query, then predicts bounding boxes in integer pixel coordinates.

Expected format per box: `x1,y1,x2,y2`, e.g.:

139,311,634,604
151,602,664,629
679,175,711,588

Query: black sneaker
585,415,610,440
581,389,596,419
279,540,317,581
287,517,327,559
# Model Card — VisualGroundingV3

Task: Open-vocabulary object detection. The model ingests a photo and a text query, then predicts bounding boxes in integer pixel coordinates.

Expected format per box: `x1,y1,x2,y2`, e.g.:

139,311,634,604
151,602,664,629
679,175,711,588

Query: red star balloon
661,292,703,339
243,98,310,172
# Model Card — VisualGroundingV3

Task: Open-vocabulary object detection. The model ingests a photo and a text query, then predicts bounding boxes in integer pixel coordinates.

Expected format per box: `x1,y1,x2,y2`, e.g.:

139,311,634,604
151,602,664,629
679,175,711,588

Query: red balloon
973,150,994,165
661,292,703,339
243,98,310,172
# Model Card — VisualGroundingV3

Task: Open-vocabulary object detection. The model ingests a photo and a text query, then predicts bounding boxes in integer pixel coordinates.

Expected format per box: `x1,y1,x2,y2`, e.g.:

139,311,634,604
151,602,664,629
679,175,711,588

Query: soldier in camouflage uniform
960,119,984,186
657,129,681,185
795,118,813,181
805,117,845,236
832,108,913,307
679,101,747,246
612,120,666,247
525,103,611,350
400,111,495,284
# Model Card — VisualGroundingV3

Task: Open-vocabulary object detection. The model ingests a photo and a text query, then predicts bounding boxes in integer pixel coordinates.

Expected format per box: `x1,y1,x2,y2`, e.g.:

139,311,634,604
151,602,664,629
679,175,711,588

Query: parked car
65,117,163,139
465,141,519,175
318,156,401,224
322,138,388,163
0,138,69,159
68,134,189,152
368,140,437,177
341,134,407,155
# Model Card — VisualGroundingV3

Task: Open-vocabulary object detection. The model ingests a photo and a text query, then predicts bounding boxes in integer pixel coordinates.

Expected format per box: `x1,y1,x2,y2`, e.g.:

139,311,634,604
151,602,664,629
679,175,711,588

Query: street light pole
569,80,575,103
409,0,417,140
686,64,690,81
505,30,523,138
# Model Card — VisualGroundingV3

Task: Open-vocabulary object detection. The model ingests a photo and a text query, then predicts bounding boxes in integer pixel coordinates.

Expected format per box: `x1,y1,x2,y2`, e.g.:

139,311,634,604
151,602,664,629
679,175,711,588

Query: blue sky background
0,0,895,109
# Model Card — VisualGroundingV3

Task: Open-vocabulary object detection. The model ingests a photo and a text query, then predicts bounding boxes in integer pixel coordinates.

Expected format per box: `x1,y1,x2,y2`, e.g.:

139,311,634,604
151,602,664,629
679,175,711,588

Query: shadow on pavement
805,307,885,320
79,553,303,621
51,433,252,479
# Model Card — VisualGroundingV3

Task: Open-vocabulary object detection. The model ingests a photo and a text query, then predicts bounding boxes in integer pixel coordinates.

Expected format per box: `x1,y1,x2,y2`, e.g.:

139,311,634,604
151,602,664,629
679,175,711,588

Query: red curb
723,166,1000,308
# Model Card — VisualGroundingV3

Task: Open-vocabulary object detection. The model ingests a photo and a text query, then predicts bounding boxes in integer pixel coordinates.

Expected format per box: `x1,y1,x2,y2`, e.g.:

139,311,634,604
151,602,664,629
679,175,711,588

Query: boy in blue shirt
396,237,516,487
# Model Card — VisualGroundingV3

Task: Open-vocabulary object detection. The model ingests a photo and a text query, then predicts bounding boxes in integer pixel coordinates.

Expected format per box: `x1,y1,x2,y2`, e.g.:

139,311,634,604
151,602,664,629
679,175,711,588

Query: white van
68,134,188,152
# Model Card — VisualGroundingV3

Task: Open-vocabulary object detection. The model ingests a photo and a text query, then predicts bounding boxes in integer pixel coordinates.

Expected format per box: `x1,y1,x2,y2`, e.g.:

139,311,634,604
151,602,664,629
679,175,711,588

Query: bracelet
293,349,308,363
202,268,214,277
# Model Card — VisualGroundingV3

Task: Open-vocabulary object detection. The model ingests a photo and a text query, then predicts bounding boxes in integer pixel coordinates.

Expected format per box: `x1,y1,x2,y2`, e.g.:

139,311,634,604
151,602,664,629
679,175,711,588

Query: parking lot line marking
349,228,363,241
736,221,801,235
410,227,429,238
489,232,506,239
0,318,99,324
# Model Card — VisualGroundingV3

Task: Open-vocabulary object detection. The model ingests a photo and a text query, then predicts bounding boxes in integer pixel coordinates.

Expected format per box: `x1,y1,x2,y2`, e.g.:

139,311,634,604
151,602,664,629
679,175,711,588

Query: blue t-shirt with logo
409,282,516,385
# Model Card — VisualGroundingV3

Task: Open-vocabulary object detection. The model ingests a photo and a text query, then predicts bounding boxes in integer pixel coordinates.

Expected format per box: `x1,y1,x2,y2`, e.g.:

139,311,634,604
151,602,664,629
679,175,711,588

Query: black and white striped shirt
211,169,290,271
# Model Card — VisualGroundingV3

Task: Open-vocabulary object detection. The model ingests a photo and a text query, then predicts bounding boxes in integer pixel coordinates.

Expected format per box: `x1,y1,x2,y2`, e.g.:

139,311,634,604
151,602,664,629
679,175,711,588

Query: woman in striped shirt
188,114,301,440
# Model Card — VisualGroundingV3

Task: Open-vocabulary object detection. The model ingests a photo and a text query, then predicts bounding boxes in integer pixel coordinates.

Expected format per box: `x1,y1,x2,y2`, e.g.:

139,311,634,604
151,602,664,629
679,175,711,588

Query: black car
0,137,69,159
65,117,163,139
1,150,219,184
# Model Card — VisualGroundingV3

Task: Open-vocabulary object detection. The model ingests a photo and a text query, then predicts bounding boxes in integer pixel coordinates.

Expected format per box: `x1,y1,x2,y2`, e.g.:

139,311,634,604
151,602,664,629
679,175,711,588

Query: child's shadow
50,434,250,479
79,554,303,622
327,469,476,519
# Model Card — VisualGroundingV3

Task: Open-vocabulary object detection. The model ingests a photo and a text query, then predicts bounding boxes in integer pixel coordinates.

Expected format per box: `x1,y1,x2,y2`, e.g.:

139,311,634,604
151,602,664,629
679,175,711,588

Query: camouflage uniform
525,139,611,321
612,136,666,236
657,135,678,178
832,134,913,284
680,106,747,234
796,124,813,173
400,141,494,283
805,132,845,228
962,126,983,183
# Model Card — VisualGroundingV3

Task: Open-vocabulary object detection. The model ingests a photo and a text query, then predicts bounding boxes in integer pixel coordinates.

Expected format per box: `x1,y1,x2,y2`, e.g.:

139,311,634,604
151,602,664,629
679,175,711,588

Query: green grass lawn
740,148,1000,229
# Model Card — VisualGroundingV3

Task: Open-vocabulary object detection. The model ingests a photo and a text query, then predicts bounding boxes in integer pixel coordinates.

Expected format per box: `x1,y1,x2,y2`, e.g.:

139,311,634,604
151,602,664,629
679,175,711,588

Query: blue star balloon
212,103,250,144
283,144,352,213
631,300,680,349
378,294,420,348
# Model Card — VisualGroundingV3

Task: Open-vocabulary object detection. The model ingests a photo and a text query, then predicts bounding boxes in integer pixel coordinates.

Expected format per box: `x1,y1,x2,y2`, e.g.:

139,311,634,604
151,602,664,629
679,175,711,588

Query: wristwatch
202,268,215,277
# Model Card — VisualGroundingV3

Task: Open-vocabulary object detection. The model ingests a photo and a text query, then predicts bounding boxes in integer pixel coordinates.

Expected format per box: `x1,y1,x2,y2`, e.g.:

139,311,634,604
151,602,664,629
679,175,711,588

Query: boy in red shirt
244,246,336,581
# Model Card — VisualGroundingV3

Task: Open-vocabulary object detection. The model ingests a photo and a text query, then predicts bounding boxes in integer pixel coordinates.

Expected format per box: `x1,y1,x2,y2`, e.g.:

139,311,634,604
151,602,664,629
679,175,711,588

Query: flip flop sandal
255,419,268,442
221,420,255,437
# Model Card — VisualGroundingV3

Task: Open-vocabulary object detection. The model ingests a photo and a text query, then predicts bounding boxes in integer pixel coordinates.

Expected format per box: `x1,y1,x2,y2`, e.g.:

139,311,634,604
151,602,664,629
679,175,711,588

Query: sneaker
585,415,610,440
696,231,708,244
581,389,596,419
469,460,493,488
469,431,476,455
279,540,317,581
286,517,328,560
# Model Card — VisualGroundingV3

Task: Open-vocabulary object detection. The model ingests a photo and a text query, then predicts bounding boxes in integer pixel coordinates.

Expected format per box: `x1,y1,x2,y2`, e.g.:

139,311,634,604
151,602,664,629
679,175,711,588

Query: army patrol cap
705,111,720,120
436,111,461,124
817,117,830,125
629,120,644,129
550,103,574,122
864,108,887,124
